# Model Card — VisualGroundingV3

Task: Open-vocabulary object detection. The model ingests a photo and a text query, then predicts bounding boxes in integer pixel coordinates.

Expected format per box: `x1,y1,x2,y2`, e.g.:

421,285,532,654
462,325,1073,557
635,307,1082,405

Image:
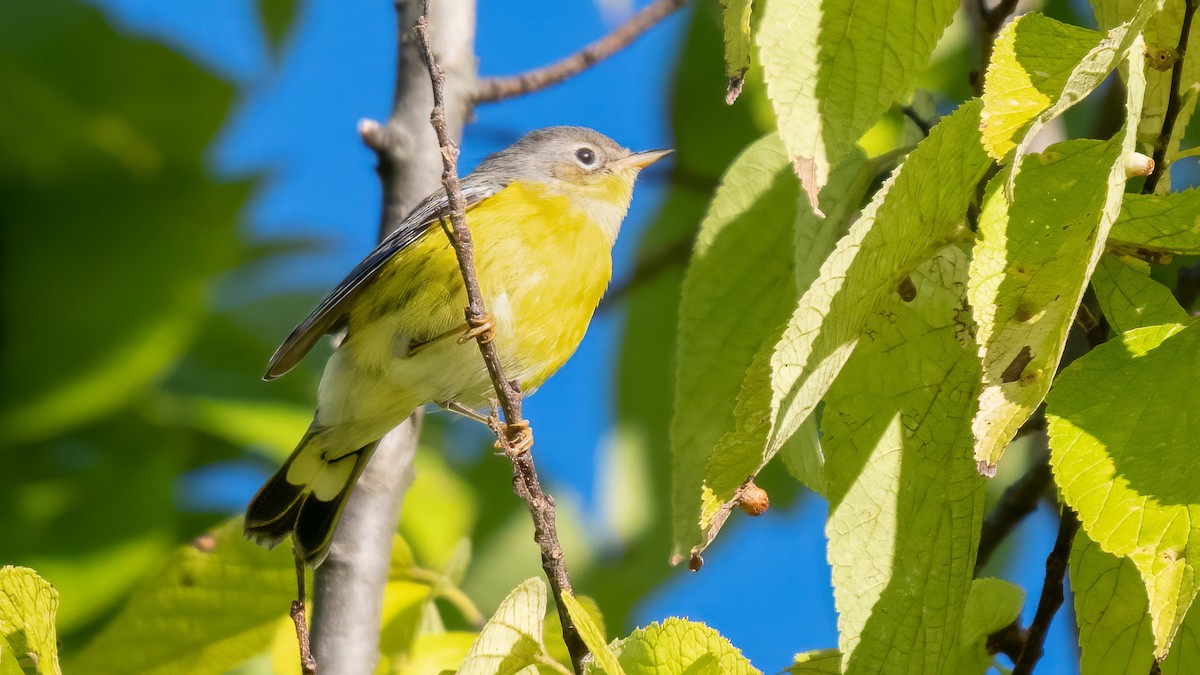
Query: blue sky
91,1,1079,671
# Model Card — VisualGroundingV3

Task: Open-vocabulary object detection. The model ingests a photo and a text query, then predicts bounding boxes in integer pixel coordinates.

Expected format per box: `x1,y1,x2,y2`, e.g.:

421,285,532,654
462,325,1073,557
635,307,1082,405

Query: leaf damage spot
1001,345,1033,383
792,158,826,218
897,275,918,302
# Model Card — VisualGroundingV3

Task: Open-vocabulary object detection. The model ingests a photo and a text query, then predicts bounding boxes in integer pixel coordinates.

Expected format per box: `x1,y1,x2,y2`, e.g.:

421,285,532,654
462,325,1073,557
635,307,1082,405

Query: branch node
358,117,389,152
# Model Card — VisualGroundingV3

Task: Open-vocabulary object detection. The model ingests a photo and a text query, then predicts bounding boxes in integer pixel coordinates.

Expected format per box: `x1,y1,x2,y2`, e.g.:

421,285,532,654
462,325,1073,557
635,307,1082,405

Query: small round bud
738,482,770,516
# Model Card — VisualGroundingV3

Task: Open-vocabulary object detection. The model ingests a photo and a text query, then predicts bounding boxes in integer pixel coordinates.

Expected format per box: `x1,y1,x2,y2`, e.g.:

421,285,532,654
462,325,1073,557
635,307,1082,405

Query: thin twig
414,3,589,672
291,552,316,675
471,0,688,104
1144,0,1199,194
1012,508,1080,675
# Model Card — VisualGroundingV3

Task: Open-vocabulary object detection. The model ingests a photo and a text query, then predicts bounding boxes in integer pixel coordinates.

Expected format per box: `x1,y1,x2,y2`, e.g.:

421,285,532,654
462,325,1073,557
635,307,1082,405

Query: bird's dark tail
244,426,374,566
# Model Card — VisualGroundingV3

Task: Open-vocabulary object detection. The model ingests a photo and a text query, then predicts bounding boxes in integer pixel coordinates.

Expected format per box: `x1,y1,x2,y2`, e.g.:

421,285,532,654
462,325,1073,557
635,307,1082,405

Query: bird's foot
457,312,495,344
496,419,533,456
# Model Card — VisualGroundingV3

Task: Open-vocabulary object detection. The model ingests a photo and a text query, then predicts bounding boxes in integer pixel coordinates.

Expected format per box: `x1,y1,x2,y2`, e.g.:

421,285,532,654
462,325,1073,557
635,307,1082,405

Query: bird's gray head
473,126,670,186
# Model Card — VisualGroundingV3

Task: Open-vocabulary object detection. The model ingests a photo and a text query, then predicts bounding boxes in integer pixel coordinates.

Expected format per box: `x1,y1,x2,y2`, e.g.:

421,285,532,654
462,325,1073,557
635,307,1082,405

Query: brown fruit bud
738,482,770,516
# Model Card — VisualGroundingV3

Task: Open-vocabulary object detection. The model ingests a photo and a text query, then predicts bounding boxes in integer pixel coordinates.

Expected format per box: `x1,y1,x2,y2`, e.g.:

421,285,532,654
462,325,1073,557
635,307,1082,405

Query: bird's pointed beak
618,148,673,169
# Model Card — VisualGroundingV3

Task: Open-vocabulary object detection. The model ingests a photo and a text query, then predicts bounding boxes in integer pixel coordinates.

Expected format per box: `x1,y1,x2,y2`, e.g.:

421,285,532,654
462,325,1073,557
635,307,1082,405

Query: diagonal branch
471,0,688,104
415,2,589,671
1012,507,1080,675
1143,0,1199,194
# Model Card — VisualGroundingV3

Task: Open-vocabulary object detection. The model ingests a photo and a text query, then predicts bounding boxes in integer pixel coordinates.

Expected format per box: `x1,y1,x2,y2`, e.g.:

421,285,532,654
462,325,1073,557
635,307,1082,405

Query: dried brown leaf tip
738,482,770,516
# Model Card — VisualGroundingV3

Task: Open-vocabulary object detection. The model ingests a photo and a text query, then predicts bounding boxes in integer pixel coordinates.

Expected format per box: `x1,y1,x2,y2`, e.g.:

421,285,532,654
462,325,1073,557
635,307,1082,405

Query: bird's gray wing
263,180,503,380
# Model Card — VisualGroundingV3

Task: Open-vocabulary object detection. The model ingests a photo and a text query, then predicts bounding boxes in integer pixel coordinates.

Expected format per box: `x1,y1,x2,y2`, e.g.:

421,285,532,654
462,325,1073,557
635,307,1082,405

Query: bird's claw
458,312,495,344
495,419,532,455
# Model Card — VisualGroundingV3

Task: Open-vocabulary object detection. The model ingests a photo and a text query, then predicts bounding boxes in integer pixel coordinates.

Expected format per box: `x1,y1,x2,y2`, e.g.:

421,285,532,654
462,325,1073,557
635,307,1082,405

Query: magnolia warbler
244,126,670,565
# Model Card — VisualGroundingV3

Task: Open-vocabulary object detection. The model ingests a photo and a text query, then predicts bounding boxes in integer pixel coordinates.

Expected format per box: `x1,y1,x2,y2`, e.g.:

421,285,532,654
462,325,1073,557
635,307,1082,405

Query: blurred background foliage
2,0,1185,672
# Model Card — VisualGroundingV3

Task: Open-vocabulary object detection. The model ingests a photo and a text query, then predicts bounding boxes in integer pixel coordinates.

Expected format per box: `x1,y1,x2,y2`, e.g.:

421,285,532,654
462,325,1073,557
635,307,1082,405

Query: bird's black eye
575,147,596,166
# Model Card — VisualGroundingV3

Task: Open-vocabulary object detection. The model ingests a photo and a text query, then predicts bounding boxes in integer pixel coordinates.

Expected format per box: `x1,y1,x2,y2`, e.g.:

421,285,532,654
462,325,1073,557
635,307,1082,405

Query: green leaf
951,578,1025,674
1072,530,1157,674
669,133,800,557
563,593,624,675
0,636,22,675
162,395,312,462
1073,529,1200,674
72,520,295,674
459,578,547,674
720,0,753,98
980,14,1102,159
0,567,61,675
757,0,957,209
758,100,989,525
785,649,842,674
0,0,250,445
1048,322,1200,658
1092,254,1189,334
971,33,1146,472
822,247,987,674
981,3,1161,164
1092,0,1200,152
1109,188,1200,256
678,146,879,558
611,618,759,674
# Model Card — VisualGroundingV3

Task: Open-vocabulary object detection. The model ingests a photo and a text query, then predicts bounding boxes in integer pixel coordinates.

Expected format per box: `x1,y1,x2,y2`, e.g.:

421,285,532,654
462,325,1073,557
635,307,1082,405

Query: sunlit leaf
971,37,1145,472
822,248,986,674
758,0,957,209
72,520,295,674
0,566,61,675
1049,322,1200,657
458,578,547,675
676,144,876,558
1109,188,1200,255
751,101,989,546
563,593,624,674
1091,254,1189,334
785,649,841,674
610,618,759,674
981,3,1161,165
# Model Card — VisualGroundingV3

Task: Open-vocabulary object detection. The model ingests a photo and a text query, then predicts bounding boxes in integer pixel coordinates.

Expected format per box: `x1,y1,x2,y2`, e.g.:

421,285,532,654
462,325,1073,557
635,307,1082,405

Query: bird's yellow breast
342,179,617,407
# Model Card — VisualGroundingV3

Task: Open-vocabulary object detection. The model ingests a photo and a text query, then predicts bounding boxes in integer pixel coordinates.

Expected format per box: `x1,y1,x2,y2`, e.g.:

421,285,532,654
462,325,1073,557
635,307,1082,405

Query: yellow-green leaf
1091,254,1189,334
611,618,759,674
767,99,990,496
72,520,295,675
1109,188,1200,255
459,578,546,675
822,247,986,674
971,36,1146,472
0,566,60,675
563,593,624,675
757,0,957,209
1049,322,1200,658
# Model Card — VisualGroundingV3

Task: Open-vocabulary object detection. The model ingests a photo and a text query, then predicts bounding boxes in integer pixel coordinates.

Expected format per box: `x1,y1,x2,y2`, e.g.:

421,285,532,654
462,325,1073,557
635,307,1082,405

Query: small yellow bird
244,126,670,565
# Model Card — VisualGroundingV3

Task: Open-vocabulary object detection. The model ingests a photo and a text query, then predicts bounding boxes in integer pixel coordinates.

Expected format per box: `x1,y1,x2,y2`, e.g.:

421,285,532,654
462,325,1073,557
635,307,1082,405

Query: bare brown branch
415,2,588,670
472,0,688,104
